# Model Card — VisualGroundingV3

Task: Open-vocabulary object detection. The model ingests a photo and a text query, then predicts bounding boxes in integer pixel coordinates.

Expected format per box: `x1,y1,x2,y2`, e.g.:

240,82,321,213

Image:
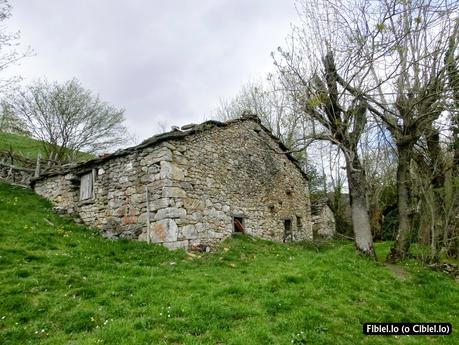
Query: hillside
0,132,95,163
0,132,45,159
0,182,458,344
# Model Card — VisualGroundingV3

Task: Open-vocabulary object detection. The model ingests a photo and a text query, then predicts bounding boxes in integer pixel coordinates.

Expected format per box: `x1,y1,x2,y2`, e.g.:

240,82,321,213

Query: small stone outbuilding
311,199,336,240
32,115,313,249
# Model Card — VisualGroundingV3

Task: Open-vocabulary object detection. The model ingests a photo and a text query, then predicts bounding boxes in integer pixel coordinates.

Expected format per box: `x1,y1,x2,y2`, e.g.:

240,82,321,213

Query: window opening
79,170,95,201
296,216,302,230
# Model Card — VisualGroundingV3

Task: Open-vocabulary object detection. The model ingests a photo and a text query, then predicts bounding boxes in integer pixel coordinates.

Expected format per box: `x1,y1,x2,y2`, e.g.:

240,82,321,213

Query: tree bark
387,143,412,262
427,130,447,260
345,152,376,258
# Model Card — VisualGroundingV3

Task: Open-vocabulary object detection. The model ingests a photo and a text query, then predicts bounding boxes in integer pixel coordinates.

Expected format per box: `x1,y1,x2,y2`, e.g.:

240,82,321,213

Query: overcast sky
7,0,298,143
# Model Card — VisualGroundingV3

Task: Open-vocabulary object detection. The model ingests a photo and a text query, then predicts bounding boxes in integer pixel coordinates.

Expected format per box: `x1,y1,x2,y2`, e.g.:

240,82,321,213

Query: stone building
311,199,336,240
32,115,312,249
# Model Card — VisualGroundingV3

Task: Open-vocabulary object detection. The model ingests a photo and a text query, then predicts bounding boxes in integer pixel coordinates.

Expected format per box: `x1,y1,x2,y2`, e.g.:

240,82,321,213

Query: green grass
0,182,458,344
0,132,45,159
0,132,94,162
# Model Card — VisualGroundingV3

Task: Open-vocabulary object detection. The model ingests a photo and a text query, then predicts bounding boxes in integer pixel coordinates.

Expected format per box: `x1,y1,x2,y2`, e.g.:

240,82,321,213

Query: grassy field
0,182,458,344
0,132,94,162
0,132,46,159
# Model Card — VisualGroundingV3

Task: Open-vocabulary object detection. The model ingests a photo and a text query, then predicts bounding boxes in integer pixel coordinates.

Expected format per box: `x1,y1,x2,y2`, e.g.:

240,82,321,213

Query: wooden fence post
34,154,41,177
145,186,151,244
47,152,54,167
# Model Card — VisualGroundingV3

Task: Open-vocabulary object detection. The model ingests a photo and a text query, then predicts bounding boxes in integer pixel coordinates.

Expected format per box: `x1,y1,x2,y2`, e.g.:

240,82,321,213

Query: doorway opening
283,218,292,242
233,217,245,233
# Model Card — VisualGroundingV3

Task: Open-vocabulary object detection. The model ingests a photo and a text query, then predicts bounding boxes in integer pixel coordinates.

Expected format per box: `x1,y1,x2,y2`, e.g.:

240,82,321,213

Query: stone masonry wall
33,118,312,249
175,120,312,246
311,201,336,240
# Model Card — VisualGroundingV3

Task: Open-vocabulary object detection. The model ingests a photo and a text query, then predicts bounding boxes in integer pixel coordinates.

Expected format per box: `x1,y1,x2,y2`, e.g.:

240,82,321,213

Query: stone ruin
0,162,34,186
32,115,314,250
311,198,336,240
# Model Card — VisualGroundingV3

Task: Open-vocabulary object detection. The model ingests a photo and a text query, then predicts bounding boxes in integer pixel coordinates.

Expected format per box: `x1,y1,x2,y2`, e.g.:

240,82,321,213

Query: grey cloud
8,0,297,143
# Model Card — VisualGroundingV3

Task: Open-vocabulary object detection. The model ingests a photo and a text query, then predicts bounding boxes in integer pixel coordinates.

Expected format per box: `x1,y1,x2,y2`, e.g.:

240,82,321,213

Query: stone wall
311,200,336,240
33,117,312,249
177,120,311,245
0,162,34,186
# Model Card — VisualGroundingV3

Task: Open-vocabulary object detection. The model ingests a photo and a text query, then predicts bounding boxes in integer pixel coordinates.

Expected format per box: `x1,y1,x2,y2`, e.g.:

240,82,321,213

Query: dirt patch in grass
385,263,410,281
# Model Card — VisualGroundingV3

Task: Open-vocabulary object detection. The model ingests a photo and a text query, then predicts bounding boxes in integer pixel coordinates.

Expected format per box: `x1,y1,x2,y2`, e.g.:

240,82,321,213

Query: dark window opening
296,216,302,230
284,218,292,242
233,217,245,233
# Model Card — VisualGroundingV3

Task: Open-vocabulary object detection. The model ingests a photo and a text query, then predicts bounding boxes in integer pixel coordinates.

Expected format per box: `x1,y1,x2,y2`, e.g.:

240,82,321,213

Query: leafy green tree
11,79,128,162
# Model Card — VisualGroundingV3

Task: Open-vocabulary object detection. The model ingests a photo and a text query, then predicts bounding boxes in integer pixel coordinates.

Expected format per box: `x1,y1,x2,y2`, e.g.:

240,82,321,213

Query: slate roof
31,113,308,182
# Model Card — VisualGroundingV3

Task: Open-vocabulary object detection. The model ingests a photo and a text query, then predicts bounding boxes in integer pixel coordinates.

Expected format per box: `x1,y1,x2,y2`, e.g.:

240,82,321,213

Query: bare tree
444,20,459,258
360,125,398,241
216,0,458,261
0,100,27,134
332,0,459,261
273,0,378,257
299,0,458,261
11,78,128,162
0,0,30,94
215,77,310,162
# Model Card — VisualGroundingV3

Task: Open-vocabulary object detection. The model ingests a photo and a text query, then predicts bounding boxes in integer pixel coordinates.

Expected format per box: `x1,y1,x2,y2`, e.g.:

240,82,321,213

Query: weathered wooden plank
145,186,151,244
79,172,93,200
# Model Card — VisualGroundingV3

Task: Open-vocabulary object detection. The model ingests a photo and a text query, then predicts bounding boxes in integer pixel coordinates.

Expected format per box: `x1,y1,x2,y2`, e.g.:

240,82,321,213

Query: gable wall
175,119,312,245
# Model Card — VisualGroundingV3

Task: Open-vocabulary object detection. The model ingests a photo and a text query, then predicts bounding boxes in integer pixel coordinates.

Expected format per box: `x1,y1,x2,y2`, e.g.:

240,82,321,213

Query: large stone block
160,161,185,180
119,176,129,184
191,211,203,221
162,186,187,198
183,198,205,211
155,207,186,220
163,240,188,250
150,198,170,211
151,219,177,242
149,179,173,190
179,224,198,239
149,148,173,163
130,193,145,204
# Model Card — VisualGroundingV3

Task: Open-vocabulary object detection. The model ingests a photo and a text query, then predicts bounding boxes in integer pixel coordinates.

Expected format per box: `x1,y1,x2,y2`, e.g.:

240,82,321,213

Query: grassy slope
0,132,94,161
0,182,458,345
0,132,45,159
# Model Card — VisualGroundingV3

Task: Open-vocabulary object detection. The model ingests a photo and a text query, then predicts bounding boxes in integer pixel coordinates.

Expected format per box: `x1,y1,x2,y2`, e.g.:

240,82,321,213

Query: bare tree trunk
345,152,376,258
387,144,412,262
428,130,448,260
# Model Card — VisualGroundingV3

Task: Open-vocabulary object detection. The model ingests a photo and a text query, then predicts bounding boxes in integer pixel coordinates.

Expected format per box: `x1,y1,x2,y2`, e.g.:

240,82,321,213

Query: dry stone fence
0,162,34,186
0,151,61,187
